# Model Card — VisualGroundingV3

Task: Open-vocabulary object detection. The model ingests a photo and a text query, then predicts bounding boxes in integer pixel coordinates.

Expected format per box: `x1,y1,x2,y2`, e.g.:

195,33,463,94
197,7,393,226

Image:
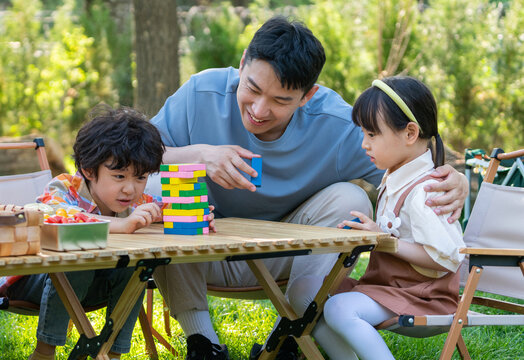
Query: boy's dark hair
74,105,165,181
244,16,326,94
352,76,444,167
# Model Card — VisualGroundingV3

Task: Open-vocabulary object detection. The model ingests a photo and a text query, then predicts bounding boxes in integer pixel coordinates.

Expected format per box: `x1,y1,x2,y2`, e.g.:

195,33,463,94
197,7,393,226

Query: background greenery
1,0,523,157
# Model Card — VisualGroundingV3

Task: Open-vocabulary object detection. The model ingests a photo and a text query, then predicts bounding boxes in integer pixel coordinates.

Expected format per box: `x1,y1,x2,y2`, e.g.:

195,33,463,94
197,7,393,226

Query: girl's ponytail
433,133,445,167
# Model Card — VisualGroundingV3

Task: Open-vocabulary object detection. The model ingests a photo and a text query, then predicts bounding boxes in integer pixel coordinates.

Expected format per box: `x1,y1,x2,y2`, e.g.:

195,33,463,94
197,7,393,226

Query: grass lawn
0,255,522,359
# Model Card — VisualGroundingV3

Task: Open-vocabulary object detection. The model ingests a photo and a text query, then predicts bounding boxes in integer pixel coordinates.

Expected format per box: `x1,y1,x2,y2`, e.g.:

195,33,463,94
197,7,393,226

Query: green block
179,189,208,197
167,202,209,210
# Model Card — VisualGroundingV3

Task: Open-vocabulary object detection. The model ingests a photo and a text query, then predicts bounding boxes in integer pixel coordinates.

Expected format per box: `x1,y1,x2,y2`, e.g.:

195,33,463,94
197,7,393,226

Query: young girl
287,76,465,359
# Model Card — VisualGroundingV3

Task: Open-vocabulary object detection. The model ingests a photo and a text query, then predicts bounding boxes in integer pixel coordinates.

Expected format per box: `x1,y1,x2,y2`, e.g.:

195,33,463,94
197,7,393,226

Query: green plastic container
41,220,109,251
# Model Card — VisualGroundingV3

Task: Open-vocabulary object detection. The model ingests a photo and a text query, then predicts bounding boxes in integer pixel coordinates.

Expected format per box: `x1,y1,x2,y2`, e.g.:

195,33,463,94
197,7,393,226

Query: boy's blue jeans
8,268,144,354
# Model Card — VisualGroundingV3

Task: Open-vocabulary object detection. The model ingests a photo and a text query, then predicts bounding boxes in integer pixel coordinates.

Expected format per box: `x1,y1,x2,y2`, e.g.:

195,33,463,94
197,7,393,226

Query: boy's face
83,160,148,216
237,56,318,141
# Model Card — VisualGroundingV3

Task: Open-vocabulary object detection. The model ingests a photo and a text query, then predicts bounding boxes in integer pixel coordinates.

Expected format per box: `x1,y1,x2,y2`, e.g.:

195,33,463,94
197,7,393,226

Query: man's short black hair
73,104,165,181
244,16,326,94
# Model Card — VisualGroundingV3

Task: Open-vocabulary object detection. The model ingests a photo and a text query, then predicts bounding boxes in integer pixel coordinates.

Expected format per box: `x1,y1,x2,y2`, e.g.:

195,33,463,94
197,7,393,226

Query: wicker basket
0,204,42,256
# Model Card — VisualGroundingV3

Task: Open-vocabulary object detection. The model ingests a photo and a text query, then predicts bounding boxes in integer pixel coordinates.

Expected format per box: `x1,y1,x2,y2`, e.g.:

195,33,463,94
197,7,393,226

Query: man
151,16,467,359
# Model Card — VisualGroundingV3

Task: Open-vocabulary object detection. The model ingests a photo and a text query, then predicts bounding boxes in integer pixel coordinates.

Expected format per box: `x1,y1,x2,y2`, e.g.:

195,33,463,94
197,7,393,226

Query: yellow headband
372,79,421,129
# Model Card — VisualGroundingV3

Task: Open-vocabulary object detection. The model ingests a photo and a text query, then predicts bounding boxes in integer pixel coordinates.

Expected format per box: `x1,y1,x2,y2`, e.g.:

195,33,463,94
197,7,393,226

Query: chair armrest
460,247,524,256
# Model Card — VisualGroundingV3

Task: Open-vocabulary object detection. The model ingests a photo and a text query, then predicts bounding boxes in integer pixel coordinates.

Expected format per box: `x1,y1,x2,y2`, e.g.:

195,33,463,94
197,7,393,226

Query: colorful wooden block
163,208,210,216
166,202,209,210
161,183,207,191
161,177,198,185
160,164,206,172
161,195,208,204
161,188,208,197
163,227,209,235
164,221,209,229
160,170,206,178
251,157,262,187
163,215,209,222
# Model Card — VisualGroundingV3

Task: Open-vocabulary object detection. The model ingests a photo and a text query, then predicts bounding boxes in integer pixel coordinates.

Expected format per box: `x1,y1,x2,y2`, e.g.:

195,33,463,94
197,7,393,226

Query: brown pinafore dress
336,175,460,316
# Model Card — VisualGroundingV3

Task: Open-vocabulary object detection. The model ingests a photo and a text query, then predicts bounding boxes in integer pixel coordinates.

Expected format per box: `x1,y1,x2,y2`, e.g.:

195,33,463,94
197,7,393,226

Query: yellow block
165,177,198,184
163,208,206,216
161,183,201,191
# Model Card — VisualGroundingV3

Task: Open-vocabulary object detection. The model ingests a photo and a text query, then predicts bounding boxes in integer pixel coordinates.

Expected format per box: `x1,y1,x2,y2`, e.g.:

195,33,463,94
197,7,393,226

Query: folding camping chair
462,147,524,229
0,138,160,359
375,147,524,359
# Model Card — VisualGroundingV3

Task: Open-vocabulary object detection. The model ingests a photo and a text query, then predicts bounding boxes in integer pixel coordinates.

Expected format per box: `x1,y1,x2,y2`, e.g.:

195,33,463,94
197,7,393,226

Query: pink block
162,195,208,204
160,170,205,178
163,215,209,222
202,227,209,234
176,164,206,171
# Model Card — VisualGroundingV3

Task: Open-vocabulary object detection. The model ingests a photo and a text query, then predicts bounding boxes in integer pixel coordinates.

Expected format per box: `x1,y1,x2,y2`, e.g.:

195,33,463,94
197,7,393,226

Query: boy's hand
207,205,217,233
337,211,381,233
113,203,161,234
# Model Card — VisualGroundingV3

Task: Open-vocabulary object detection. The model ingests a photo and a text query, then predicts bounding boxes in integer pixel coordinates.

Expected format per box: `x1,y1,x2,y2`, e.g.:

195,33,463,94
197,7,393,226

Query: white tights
288,276,396,360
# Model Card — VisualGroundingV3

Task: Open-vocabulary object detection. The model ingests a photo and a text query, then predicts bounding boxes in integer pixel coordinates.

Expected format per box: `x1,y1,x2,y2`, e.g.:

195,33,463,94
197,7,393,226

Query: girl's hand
337,211,381,233
207,205,217,233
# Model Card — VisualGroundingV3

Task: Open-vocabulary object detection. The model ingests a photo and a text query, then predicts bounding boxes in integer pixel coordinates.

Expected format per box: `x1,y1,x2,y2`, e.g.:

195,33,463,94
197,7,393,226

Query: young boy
0,105,192,359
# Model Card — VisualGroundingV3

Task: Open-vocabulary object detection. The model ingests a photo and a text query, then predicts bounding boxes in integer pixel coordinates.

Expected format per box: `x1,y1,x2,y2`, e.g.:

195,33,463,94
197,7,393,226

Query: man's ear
239,49,247,73
405,122,420,144
299,85,319,107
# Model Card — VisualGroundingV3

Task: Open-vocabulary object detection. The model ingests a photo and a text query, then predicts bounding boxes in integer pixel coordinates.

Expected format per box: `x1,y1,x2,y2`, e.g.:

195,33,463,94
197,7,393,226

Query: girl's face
84,160,148,216
360,117,416,173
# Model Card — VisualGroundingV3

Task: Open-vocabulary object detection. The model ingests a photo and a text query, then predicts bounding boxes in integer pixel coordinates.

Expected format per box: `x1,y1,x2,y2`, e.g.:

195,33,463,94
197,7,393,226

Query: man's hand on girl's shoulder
424,164,468,223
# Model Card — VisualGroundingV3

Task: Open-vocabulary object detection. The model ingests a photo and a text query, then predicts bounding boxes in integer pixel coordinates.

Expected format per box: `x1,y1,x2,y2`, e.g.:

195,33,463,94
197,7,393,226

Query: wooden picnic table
0,217,396,360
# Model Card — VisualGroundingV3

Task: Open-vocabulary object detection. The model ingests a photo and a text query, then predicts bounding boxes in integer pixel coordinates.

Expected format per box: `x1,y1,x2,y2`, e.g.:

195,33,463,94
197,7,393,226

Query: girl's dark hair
73,104,165,181
351,76,444,167
244,16,326,94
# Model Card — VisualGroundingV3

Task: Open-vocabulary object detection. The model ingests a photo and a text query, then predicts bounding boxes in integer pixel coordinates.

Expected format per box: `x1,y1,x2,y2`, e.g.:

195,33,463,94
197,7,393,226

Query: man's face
237,57,318,141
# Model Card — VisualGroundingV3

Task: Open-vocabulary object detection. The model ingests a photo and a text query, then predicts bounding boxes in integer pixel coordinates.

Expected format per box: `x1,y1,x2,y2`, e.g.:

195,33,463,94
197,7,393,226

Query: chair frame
376,147,524,360
0,138,50,172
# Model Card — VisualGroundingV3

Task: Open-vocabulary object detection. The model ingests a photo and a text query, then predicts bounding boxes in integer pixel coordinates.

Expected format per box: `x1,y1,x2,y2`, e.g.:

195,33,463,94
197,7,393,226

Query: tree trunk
133,0,179,118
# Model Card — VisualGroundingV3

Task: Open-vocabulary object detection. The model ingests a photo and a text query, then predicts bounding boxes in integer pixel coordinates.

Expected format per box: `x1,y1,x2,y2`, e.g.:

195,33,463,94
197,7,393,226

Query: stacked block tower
160,164,210,235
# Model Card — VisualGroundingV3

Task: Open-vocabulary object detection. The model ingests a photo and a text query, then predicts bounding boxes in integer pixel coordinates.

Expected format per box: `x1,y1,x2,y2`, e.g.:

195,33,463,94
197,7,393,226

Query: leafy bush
0,0,118,149
186,2,246,72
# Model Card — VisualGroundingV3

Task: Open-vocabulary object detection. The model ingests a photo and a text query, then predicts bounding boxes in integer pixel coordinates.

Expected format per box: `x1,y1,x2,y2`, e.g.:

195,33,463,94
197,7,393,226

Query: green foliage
80,0,134,107
187,2,246,72
183,0,524,153
0,0,118,149
412,0,524,151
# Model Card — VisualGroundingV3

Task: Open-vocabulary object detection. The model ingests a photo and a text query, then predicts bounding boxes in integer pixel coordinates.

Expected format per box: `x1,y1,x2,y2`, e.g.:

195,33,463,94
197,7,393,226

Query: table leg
49,272,109,360
51,258,171,360
248,244,375,360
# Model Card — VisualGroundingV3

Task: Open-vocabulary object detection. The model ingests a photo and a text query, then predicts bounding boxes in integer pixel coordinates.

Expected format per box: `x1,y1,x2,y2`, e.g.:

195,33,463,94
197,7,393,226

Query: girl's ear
405,122,420,144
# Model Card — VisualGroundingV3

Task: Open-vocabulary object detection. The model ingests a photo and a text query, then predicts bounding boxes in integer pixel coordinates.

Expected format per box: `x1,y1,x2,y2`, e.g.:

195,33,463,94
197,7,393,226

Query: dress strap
393,175,438,217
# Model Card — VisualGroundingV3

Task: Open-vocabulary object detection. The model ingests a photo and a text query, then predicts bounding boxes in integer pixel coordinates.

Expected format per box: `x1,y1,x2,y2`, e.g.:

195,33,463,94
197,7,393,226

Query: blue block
250,157,262,187
343,217,361,229
164,227,207,235
170,221,209,229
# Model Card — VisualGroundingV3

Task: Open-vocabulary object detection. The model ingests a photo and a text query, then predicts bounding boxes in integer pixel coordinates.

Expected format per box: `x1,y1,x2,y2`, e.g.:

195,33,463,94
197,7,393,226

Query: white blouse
376,150,465,277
